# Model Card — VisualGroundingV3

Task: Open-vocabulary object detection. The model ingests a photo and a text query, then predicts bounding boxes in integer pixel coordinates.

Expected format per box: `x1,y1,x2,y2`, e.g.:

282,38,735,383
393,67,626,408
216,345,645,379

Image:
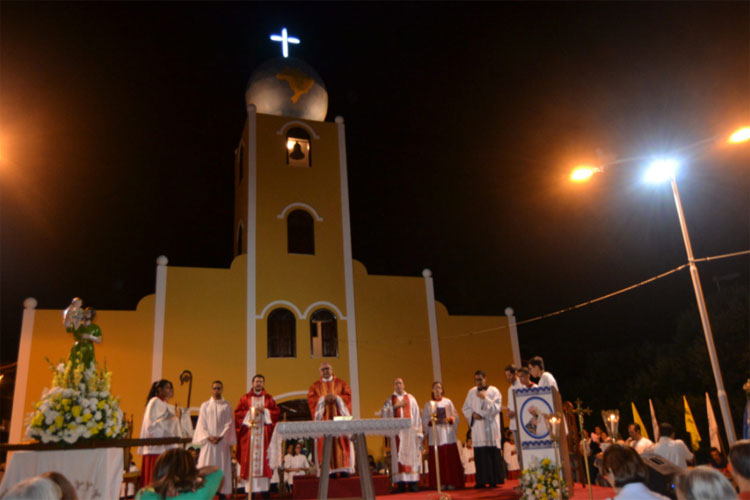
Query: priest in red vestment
235,374,280,498
307,362,355,475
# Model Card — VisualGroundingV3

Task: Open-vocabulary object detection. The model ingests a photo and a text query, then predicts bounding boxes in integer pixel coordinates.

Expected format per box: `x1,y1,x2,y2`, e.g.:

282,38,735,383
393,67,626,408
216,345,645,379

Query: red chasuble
234,390,280,480
307,376,353,473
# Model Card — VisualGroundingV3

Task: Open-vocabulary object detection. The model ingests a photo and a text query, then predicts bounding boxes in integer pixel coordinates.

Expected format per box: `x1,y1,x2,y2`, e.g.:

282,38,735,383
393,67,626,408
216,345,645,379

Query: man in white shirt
650,422,693,469
462,369,504,488
504,365,524,447
193,380,236,498
627,423,653,454
380,378,422,493
528,356,558,390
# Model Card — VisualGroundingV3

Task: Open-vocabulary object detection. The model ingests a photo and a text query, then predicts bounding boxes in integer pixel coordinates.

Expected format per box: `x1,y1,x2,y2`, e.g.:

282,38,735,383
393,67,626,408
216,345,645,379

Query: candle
250,406,256,421
430,400,436,415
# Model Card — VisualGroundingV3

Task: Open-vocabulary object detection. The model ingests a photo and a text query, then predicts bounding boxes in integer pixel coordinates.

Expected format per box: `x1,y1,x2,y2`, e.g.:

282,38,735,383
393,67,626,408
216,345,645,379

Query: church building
10,48,518,460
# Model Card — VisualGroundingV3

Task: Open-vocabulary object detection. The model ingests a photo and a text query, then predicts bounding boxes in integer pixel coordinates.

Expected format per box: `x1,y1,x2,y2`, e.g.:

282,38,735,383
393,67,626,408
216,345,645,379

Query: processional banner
513,386,558,470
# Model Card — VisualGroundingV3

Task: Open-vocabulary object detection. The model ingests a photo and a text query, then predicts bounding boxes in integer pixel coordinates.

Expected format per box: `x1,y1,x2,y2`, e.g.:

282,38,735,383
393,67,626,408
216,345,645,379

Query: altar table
269,418,411,500
0,447,123,500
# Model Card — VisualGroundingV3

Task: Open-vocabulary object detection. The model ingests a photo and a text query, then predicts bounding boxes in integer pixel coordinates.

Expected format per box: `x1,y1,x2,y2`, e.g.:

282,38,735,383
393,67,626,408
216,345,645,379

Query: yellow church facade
10,57,520,461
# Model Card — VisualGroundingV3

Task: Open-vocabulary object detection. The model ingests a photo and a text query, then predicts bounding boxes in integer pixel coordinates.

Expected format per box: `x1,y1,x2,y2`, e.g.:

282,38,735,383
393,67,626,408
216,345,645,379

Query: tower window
310,309,337,358
268,308,296,358
287,209,314,255
286,127,311,168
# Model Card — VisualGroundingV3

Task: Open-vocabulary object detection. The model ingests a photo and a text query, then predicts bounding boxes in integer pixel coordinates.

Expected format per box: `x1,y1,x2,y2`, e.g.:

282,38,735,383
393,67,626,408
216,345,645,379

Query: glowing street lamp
570,165,601,182
570,127,749,446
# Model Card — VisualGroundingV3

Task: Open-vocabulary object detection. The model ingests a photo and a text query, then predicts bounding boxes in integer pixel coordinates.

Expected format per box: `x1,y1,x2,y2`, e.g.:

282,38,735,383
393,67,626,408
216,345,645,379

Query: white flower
56,363,65,373
94,411,102,420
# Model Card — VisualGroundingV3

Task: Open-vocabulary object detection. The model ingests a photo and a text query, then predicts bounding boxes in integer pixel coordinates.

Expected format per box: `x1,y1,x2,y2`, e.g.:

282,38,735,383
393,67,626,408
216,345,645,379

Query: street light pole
669,176,737,446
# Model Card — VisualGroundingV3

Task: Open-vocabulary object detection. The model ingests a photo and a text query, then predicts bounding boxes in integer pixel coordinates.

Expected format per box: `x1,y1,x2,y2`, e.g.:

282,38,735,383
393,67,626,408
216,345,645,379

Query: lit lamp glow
570,166,601,182
601,410,619,440
542,413,564,500
644,158,678,184
729,127,750,144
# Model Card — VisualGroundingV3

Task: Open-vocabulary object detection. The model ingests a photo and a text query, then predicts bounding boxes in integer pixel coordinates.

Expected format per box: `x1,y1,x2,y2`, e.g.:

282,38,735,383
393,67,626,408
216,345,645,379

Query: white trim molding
302,301,346,320
422,269,443,382
257,300,346,321
276,121,320,140
10,298,37,443
335,115,361,418
258,300,303,320
274,390,310,402
246,105,258,392
504,307,521,367
151,256,168,383
276,202,324,222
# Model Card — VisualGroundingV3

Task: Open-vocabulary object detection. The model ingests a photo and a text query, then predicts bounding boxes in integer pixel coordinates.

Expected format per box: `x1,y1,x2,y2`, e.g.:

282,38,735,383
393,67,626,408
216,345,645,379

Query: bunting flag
705,392,721,452
631,402,649,440
683,395,702,452
649,399,659,441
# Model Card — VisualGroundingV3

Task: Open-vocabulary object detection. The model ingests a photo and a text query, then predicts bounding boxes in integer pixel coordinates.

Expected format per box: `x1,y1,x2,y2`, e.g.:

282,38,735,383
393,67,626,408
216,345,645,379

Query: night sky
1,2,748,412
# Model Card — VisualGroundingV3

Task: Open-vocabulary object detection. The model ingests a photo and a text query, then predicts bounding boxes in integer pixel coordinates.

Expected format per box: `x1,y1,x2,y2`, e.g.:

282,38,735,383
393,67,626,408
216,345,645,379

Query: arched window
268,308,296,358
237,224,243,255
287,210,314,255
285,127,311,168
310,309,337,358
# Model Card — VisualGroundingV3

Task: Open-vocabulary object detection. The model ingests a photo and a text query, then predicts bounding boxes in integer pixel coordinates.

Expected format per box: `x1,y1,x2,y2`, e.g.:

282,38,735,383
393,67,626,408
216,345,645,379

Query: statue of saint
64,298,102,368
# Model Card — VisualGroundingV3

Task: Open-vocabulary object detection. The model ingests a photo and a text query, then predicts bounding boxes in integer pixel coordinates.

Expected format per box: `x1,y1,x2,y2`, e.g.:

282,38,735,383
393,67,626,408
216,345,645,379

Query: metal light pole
669,175,736,445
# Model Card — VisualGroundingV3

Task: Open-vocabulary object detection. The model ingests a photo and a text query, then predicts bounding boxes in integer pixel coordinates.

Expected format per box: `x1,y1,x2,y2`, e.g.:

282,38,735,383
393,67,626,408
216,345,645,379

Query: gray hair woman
675,465,737,500
1,476,62,500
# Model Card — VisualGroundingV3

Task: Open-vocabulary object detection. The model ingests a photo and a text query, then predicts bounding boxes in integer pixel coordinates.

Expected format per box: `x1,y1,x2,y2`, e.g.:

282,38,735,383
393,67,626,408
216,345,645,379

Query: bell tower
232,46,362,416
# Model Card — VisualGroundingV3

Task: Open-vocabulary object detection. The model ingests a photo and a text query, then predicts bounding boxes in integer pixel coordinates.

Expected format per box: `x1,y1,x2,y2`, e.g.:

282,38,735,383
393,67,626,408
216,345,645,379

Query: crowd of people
2,356,749,500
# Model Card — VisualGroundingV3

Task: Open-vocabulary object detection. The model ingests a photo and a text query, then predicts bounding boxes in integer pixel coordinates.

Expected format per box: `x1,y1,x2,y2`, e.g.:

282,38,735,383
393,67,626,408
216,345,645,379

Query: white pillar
151,255,168,382
10,297,37,443
504,307,521,367
335,115,361,418
245,104,258,392
422,269,442,382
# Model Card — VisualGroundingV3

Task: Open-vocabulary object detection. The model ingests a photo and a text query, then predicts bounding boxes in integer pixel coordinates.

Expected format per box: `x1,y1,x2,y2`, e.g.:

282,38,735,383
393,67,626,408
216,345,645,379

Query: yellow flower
71,405,82,418
54,415,64,428
67,422,77,430
82,413,92,422
97,400,106,409
31,413,44,427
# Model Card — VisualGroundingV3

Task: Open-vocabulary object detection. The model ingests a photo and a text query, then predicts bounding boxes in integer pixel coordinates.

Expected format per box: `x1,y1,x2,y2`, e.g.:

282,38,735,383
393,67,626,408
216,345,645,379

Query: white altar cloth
268,418,411,500
268,417,410,466
0,448,123,500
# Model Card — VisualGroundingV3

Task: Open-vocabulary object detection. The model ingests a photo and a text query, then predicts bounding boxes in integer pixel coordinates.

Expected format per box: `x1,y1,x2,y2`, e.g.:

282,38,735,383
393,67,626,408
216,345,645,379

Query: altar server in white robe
462,369,505,488
193,380,236,496
283,442,312,490
422,381,465,490
380,377,423,493
137,379,193,489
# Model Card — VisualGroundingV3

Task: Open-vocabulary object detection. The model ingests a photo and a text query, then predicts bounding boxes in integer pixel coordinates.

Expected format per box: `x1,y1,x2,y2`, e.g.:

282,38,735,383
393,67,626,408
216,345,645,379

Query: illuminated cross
270,28,300,58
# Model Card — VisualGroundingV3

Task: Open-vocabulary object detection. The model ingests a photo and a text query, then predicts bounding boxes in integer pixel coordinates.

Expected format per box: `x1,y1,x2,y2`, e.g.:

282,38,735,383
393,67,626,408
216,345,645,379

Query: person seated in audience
136,448,223,500
602,444,669,500
1,476,62,500
40,472,78,500
708,447,730,478
626,423,653,454
729,439,750,499
675,466,737,500
651,422,693,469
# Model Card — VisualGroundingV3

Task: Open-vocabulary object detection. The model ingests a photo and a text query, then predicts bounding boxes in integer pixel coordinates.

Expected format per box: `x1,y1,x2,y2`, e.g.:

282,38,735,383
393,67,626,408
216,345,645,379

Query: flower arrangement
519,457,567,500
25,355,127,444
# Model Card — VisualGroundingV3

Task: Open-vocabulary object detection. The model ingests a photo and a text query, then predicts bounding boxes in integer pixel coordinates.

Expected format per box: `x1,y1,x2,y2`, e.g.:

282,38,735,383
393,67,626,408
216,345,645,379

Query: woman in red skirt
422,382,466,490
137,379,181,489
